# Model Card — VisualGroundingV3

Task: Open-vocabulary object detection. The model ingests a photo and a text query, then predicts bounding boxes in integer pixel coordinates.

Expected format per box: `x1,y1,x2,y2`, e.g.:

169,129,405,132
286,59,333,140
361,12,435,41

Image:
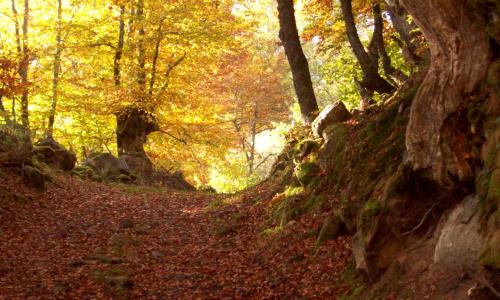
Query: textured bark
339,0,394,94
400,0,491,186
47,0,62,137
277,0,318,125
116,107,158,156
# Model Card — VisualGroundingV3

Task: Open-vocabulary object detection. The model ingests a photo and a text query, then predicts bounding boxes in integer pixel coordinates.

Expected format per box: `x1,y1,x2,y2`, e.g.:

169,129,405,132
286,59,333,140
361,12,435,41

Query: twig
401,203,437,236
159,130,187,145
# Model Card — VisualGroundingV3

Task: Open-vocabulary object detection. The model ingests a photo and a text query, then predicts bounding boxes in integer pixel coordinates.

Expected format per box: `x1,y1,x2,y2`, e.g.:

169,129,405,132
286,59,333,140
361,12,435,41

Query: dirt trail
0,174,351,299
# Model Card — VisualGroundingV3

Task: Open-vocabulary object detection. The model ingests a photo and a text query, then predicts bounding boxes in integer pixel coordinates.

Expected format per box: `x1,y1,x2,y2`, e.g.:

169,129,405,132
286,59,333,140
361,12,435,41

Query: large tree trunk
400,0,491,187
339,0,395,94
47,0,62,137
277,0,318,125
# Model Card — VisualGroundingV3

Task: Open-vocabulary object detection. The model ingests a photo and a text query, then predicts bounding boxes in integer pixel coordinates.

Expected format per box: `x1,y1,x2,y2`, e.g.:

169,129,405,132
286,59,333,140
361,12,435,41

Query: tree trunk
400,0,491,187
149,19,164,95
136,0,146,95
277,0,318,125
113,5,125,87
372,3,407,84
339,0,394,94
47,0,62,137
116,108,158,156
19,0,29,128
385,1,421,66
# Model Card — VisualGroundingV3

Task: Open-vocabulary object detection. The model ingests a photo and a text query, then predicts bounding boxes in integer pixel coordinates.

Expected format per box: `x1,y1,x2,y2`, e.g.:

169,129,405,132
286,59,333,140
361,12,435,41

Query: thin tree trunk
47,0,63,137
248,106,258,174
149,19,164,95
372,3,407,84
114,5,125,87
136,0,146,95
339,0,394,94
10,0,21,124
11,0,21,55
385,2,420,66
20,0,29,128
400,0,491,186
277,0,318,125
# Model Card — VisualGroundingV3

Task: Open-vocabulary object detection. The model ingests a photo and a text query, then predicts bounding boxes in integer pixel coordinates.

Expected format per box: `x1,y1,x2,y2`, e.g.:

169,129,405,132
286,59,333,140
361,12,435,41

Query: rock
22,165,46,191
316,124,348,172
120,153,152,177
34,138,77,171
434,196,483,270
311,102,352,138
352,231,371,276
149,170,196,191
0,123,32,166
316,214,346,246
83,153,133,182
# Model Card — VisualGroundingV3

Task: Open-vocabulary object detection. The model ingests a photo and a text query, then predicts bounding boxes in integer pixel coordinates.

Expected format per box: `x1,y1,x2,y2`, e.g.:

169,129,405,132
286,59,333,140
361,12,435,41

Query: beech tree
277,0,319,125
339,0,395,96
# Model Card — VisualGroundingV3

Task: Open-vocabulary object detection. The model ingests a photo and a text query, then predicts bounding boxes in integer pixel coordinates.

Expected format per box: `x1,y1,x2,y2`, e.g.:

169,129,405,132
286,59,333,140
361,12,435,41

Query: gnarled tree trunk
116,107,158,175
400,0,491,187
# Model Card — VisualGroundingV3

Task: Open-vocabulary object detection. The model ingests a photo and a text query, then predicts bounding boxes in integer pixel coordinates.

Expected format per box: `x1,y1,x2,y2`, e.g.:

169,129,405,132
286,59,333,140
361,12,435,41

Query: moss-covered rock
294,161,320,187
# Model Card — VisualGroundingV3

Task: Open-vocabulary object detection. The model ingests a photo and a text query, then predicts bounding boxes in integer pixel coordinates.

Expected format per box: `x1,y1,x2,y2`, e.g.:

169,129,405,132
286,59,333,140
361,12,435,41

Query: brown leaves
0,172,351,299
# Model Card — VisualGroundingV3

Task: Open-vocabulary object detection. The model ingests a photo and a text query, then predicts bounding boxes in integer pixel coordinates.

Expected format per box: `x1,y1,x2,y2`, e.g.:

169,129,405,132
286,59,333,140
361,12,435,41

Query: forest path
0,174,351,299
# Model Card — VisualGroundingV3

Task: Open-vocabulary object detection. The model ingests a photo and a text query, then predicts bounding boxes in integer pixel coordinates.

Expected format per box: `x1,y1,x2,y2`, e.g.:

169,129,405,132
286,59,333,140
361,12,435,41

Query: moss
362,199,381,220
487,169,500,202
480,231,500,269
338,262,364,300
294,161,320,187
294,138,322,161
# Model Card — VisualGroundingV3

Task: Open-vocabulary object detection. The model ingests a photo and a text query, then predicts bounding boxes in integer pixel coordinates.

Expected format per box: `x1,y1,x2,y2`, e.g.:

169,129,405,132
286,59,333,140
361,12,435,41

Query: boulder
316,213,348,246
120,153,153,177
311,102,352,138
34,138,77,171
0,123,32,166
434,196,483,270
83,153,133,182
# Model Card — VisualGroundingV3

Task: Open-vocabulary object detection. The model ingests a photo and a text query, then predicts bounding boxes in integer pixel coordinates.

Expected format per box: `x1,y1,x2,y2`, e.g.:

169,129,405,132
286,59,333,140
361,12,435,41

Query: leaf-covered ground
0,173,351,299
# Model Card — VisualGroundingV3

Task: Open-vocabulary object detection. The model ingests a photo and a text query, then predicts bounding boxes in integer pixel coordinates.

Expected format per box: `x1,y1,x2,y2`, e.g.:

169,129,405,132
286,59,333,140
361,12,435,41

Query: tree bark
339,0,394,94
400,0,491,187
47,0,62,137
277,0,318,125
149,18,164,95
19,0,30,128
372,3,407,84
385,2,421,66
136,0,146,95
113,5,125,87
